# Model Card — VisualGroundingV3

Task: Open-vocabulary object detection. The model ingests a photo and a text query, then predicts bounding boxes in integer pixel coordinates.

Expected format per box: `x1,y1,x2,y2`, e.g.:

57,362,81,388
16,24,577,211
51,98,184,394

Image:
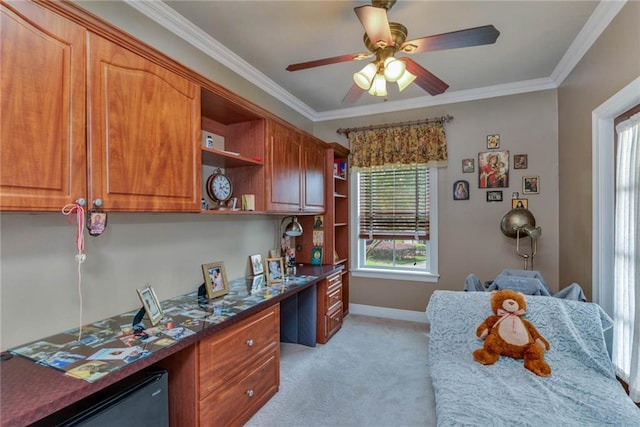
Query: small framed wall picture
462,158,475,173
266,257,284,285
249,254,264,275
512,198,528,209
478,150,509,188
487,134,500,149
311,247,323,265
486,190,503,202
453,180,470,200
522,176,540,194
136,286,163,326
514,154,528,169
202,261,229,299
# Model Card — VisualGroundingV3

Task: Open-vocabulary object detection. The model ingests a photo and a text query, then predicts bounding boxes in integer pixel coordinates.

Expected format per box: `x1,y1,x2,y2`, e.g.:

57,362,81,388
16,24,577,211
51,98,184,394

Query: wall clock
206,169,233,209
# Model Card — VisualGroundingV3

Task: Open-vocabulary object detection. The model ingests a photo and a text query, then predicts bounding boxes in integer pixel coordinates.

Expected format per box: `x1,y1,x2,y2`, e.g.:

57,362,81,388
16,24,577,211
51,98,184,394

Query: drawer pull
246,389,254,398
246,339,254,347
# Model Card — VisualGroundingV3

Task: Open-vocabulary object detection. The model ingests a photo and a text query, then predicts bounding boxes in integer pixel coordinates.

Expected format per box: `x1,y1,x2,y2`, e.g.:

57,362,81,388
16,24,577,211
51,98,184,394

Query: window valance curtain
347,122,448,172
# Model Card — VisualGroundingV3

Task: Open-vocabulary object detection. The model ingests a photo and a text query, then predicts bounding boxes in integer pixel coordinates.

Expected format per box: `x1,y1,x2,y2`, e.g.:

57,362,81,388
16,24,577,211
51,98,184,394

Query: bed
426,290,640,426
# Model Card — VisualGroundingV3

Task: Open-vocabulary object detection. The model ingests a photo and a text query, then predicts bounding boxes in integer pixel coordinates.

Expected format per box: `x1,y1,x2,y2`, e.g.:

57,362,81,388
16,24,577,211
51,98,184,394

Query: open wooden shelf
201,147,263,169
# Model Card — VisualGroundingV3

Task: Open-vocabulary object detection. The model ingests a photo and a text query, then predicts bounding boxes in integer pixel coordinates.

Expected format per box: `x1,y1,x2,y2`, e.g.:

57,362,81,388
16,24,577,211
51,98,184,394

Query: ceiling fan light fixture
396,69,416,92
383,57,406,82
353,62,378,90
368,73,387,96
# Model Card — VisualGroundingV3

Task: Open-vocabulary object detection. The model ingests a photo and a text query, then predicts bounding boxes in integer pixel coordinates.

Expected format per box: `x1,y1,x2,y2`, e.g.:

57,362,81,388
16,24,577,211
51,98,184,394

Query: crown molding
123,0,317,120
126,0,619,123
550,0,626,86
314,78,557,121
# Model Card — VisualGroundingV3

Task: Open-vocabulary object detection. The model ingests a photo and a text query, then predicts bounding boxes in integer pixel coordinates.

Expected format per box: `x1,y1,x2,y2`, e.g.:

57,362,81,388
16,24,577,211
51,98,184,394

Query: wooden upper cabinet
0,1,86,211
265,120,326,214
266,120,302,213
302,136,325,213
87,33,200,211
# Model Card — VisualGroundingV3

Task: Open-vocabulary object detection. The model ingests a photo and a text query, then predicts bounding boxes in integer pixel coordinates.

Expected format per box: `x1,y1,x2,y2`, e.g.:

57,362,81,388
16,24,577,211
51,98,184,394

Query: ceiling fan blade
402,58,449,96
354,5,394,48
286,52,372,72
342,83,365,105
400,25,500,54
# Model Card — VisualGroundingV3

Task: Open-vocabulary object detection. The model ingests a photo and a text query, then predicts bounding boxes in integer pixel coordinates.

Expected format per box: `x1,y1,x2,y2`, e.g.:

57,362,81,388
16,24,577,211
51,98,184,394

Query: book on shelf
334,159,347,178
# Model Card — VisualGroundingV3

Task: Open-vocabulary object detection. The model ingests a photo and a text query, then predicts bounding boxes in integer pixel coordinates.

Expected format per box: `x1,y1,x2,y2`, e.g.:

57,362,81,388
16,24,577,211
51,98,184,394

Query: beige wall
315,90,560,311
0,213,282,350
557,1,640,300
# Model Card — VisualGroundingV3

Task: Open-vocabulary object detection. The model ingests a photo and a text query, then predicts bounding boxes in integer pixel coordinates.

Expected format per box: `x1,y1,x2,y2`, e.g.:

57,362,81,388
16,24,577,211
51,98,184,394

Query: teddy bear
472,289,551,377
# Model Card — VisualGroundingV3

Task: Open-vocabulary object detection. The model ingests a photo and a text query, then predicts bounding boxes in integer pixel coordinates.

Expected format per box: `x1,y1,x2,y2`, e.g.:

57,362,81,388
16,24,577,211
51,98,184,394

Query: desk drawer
326,272,341,291
326,284,342,314
199,352,279,427
199,305,279,398
325,303,343,341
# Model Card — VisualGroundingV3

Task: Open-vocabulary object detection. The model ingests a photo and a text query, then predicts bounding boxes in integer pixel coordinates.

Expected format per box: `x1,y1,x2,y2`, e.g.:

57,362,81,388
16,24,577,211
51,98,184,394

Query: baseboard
348,303,428,324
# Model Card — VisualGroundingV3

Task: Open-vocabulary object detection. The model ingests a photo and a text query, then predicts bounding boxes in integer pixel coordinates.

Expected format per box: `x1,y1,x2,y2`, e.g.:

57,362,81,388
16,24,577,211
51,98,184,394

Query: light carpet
245,314,437,427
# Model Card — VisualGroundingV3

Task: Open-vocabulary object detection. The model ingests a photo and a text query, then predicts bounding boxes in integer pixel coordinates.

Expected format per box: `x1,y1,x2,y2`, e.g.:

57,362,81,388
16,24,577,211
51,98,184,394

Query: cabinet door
87,33,200,211
265,121,301,212
302,137,325,212
1,1,86,211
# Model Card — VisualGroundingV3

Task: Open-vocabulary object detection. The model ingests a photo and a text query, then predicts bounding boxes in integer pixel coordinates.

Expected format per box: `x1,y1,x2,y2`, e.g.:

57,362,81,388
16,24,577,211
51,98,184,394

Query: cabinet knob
76,198,86,207
92,199,103,208
246,339,254,347
246,389,254,398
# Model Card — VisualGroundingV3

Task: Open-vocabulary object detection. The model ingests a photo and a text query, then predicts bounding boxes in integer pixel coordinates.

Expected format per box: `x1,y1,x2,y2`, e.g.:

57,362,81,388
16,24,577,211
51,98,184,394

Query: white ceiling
125,1,624,121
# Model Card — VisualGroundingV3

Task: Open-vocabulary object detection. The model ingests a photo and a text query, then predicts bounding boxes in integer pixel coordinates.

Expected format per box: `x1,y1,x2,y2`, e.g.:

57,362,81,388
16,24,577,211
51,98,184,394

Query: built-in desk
0,265,342,426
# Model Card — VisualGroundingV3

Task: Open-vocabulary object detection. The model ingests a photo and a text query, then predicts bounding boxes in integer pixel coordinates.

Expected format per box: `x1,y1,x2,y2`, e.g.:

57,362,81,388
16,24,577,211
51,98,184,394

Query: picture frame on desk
136,286,163,326
202,261,229,299
249,254,264,275
266,257,284,285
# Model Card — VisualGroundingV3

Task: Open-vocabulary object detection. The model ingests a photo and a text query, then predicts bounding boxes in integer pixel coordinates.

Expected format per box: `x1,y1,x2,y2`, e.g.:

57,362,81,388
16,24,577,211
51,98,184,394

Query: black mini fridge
33,369,169,427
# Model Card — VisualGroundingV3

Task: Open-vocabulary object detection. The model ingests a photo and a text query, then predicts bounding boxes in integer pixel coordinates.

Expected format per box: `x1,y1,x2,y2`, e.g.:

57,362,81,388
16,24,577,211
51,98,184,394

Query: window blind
358,166,430,240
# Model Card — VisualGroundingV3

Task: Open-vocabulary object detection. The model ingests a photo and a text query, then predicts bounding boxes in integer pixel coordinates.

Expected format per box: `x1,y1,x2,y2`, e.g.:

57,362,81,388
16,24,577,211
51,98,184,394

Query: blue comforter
426,290,640,426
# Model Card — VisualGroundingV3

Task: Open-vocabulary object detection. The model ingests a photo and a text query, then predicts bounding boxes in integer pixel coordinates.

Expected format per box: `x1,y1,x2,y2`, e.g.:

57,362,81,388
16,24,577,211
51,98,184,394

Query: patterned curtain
348,122,448,172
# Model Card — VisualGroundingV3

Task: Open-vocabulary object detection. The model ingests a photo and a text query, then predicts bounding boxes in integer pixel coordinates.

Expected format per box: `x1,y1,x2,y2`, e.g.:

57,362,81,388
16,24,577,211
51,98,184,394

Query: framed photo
487,134,500,149
514,154,528,169
249,254,264,275
522,176,540,194
311,247,323,265
453,180,469,200
136,286,163,326
266,257,284,284
462,158,475,173
512,198,528,209
202,261,229,299
313,215,324,230
87,211,107,236
486,190,503,202
478,150,509,188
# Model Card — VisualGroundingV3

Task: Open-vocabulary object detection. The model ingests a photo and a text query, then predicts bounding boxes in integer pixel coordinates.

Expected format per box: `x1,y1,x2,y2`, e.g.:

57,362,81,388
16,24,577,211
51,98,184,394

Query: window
613,107,639,402
351,165,438,282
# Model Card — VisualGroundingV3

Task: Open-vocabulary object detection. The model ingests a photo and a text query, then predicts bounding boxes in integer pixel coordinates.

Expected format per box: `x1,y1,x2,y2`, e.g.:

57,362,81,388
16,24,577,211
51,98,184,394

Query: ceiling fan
286,0,500,104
